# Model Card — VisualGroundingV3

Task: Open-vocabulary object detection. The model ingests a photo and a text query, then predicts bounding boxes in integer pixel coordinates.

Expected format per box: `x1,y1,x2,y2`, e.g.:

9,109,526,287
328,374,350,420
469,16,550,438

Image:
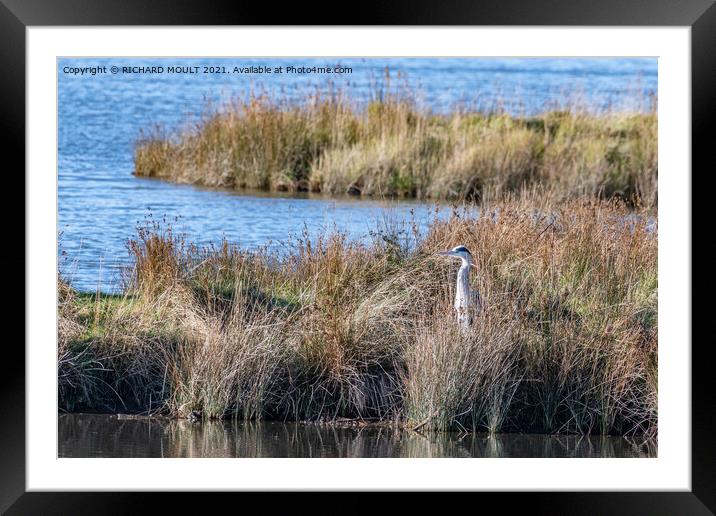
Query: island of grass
134,90,657,206
59,197,657,437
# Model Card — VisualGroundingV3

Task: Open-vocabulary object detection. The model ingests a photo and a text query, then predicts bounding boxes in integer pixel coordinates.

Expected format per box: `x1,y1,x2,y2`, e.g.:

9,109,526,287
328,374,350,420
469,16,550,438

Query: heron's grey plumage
438,245,481,332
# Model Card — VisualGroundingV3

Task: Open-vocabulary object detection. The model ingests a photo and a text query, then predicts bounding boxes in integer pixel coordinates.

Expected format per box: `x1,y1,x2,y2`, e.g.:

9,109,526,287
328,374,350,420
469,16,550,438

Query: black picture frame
4,0,712,512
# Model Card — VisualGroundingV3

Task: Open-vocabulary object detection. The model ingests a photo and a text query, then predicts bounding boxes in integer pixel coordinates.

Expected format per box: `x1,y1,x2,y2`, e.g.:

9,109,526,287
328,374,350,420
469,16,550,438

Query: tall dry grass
59,197,657,436
134,89,657,206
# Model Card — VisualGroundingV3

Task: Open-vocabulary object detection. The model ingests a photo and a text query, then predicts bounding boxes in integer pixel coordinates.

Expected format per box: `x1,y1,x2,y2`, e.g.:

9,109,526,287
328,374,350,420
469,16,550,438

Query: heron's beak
437,251,453,257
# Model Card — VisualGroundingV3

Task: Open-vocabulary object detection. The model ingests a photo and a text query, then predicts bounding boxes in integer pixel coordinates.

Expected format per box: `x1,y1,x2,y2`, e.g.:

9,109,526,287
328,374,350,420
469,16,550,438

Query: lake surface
58,414,656,458
58,57,657,292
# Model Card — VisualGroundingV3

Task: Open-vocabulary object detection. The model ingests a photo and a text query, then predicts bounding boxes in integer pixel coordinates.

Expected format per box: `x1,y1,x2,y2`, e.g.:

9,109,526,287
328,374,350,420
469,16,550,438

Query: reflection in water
58,414,656,458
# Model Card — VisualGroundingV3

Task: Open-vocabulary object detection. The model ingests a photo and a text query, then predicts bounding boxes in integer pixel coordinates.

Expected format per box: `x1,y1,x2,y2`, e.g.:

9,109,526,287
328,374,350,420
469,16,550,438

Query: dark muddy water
58,414,656,458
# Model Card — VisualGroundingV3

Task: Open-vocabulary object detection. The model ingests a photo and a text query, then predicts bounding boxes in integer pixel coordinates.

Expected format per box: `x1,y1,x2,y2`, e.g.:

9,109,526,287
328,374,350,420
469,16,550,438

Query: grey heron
437,245,481,332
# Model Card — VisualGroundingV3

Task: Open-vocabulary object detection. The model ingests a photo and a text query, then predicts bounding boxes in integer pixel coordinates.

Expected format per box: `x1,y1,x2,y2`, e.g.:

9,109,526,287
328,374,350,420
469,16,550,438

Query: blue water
58,57,657,292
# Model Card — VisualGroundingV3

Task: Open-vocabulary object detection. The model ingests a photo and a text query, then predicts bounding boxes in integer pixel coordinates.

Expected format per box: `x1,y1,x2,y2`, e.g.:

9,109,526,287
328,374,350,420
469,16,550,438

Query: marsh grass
134,87,657,206
59,197,657,436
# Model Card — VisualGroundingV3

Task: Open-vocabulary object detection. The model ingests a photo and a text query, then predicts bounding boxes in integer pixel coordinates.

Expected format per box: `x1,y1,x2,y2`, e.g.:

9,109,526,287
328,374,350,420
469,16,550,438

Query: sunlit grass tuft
134,88,657,206
59,197,657,436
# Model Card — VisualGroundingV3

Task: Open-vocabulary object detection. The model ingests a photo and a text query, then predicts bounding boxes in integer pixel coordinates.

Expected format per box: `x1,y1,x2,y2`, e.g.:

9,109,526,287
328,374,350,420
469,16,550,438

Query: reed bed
134,90,657,206
59,198,657,436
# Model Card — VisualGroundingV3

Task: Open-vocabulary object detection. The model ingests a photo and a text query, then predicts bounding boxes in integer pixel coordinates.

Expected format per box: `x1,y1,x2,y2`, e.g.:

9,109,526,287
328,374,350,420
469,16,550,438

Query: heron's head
437,245,473,264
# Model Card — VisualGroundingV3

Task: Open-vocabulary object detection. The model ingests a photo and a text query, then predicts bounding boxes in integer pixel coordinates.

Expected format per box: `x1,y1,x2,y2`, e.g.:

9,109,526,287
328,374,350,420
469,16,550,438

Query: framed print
5,0,713,511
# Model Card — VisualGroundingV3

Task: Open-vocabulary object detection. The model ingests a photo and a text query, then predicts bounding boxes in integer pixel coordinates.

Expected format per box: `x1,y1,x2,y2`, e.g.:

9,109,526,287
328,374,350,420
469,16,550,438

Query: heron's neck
455,261,471,306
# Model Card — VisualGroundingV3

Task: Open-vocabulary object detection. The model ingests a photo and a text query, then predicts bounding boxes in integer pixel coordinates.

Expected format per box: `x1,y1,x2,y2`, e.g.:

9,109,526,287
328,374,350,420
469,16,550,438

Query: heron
437,245,481,332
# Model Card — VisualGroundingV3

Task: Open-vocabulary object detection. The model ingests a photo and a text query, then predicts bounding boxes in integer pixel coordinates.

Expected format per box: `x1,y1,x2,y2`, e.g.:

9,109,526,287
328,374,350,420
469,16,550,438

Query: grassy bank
58,197,657,436
134,91,657,206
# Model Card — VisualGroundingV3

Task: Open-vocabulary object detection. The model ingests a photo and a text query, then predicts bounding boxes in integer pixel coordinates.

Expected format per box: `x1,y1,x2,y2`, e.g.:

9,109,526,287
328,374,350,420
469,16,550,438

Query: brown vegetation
59,197,657,436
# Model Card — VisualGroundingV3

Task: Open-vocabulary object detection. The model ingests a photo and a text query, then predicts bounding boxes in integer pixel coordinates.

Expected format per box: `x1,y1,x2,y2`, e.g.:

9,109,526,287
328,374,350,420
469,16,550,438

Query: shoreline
59,197,657,438
58,412,656,440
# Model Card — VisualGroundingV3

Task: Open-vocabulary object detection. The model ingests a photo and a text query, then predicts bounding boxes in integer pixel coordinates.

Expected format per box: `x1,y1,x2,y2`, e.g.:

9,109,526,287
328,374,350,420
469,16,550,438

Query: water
58,414,656,458
58,57,657,292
